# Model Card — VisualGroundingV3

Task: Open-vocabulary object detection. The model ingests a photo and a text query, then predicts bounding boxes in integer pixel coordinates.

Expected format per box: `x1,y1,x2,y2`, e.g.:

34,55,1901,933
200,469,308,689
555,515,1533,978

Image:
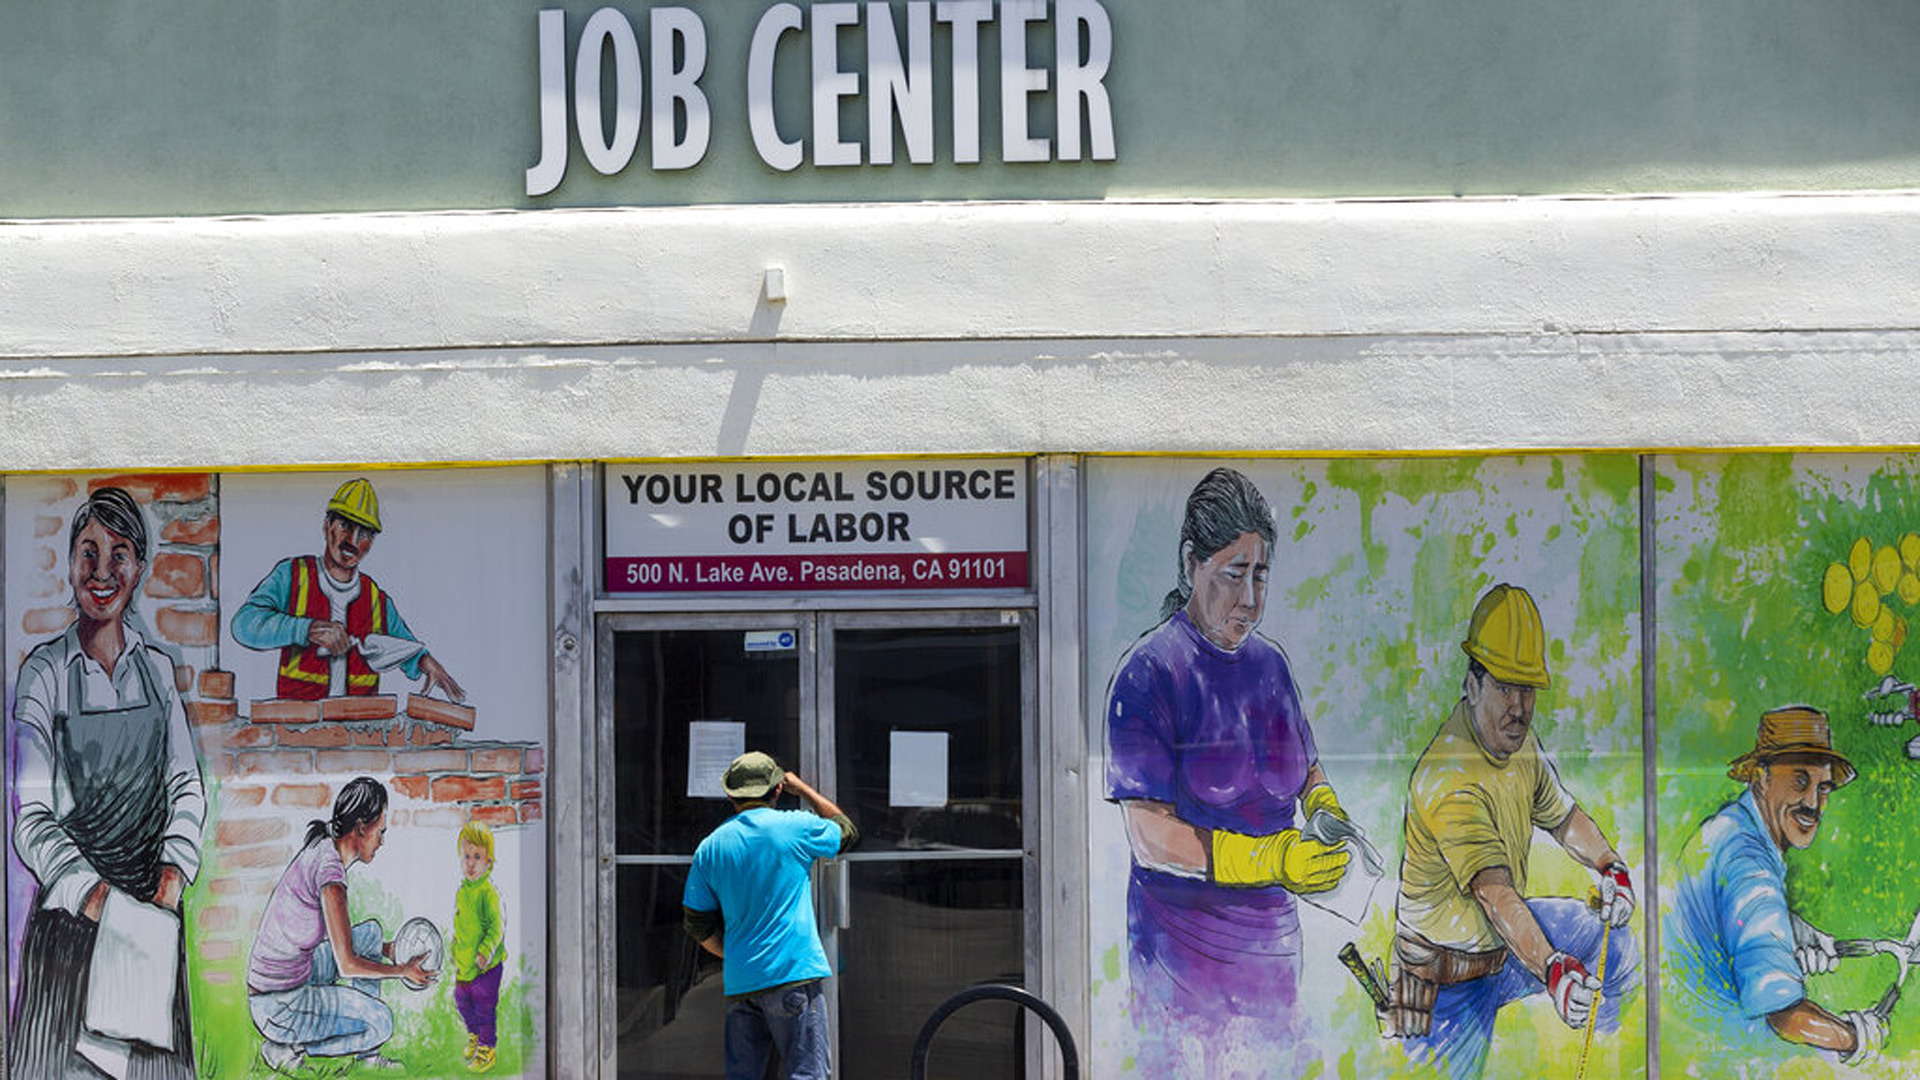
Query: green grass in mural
190,948,538,1079
1657,453,1920,1073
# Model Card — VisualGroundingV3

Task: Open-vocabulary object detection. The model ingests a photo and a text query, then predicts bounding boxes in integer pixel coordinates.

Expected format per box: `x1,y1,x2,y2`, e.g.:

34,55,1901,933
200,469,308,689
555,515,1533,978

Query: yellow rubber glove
1301,782,1346,822
1211,827,1350,893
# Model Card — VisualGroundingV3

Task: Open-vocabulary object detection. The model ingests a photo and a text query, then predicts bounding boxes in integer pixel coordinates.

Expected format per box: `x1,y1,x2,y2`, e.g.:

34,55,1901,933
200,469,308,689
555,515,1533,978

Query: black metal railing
909,984,1078,1080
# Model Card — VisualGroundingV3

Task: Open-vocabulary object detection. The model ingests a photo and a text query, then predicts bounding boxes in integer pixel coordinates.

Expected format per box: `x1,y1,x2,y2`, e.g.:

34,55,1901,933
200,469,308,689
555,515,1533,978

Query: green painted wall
5,1,1920,217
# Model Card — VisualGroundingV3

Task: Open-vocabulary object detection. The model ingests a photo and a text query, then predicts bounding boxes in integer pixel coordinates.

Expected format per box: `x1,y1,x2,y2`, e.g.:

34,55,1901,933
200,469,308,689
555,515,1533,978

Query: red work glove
1547,951,1600,1029
1596,862,1635,929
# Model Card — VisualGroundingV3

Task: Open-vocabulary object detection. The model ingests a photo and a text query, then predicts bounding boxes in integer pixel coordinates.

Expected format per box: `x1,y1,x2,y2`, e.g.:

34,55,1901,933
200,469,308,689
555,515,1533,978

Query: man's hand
1547,952,1601,1029
1596,862,1635,929
1841,1009,1885,1065
420,654,466,704
308,620,351,655
153,865,187,912
1790,913,1838,976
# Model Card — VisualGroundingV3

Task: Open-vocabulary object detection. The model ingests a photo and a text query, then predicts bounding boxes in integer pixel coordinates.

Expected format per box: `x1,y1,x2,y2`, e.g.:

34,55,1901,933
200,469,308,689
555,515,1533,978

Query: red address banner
607,551,1028,592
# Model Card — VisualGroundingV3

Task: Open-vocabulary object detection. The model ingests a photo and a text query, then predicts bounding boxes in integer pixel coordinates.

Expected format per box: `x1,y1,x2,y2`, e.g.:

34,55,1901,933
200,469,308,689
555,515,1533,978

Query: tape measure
1576,890,1611,1080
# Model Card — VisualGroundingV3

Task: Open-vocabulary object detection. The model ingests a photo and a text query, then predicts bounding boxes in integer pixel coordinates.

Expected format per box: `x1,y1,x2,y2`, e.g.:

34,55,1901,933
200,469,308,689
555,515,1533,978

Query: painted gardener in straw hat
1668,706,1884,1063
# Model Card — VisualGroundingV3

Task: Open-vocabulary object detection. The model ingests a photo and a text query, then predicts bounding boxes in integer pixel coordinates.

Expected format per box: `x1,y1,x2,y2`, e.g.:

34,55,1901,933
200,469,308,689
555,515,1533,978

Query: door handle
833,858,852,930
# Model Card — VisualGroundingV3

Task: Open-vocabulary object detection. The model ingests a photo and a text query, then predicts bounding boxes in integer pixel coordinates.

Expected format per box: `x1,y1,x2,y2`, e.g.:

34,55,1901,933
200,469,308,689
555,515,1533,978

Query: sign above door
605,458,1029,592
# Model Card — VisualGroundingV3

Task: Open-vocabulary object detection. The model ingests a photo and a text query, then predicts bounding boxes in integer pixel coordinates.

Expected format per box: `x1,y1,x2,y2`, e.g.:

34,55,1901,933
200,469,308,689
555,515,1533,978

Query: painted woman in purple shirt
1105,467,1351,1076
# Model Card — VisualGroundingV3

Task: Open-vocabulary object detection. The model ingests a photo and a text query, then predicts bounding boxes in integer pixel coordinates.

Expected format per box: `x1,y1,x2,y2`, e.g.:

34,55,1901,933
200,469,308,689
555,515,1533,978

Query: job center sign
606,459,1029,592
528,1,1116,195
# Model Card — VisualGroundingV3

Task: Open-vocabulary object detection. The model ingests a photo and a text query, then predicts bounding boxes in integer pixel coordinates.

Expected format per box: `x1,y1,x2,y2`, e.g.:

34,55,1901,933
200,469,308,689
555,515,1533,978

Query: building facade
6,3,1920,1077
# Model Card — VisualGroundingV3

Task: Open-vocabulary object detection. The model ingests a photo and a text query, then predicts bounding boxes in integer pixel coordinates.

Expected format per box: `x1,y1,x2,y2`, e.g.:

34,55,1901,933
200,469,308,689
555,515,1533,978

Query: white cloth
78,888,182,1076
11,623,205,915
316,569,363,695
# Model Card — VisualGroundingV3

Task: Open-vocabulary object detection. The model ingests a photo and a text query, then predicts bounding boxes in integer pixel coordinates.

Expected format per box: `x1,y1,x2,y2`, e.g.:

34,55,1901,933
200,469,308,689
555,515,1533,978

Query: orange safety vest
276,555,387,700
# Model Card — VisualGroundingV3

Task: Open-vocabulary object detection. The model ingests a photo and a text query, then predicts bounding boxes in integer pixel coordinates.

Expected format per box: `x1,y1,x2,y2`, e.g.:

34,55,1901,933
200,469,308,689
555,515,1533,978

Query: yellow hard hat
326,478,382,533
1462,583,1549,688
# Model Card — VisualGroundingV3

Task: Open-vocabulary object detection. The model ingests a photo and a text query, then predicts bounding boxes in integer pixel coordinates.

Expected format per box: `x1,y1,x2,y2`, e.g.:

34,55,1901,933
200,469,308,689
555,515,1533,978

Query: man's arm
378,593,466,702
683,906,723,957
1550,807,1623,873
1467,865,1556,979
1769,999,1872,1057
784,771,859,852
229,559,312,651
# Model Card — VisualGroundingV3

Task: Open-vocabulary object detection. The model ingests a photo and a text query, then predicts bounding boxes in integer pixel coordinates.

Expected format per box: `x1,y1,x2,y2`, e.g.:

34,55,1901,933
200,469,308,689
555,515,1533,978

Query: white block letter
575,7,642,175
1056,0,1114,161
650,7,710,170
811,3,862,166
867,2,933,165
749,4,805,171
935,0,992,164
999,0,1048,162
527,9,569,196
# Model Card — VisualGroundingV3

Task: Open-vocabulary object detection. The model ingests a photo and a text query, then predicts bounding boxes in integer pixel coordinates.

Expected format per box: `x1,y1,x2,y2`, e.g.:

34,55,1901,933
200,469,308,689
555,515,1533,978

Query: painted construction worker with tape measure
1385,584,1641,1079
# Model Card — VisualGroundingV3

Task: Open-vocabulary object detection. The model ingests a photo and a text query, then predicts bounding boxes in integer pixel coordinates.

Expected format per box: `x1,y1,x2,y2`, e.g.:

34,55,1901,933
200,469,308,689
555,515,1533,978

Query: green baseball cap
723,751,784,799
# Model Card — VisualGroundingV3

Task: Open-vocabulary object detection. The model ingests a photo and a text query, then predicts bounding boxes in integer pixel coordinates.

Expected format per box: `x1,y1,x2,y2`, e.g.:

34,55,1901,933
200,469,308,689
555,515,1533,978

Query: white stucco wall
4,193,1918,469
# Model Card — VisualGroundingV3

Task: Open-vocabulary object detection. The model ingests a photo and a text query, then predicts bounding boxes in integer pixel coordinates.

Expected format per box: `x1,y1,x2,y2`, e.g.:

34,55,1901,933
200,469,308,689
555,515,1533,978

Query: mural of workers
1666,706,1886,1063
1386,584,1639,1079
1104,467,1353,1075
231,478,465,702
9,487,205,1079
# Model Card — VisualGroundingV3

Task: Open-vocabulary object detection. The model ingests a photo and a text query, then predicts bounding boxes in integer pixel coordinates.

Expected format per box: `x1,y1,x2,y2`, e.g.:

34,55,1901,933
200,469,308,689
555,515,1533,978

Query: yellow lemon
1853,537,1874,581
1855,580,1882,628
1870,640,1896,676
1875,608,1897,643
1875,545,1903,594
1825,563,1855,613
1903,533,1920,570
1901,572,1920,607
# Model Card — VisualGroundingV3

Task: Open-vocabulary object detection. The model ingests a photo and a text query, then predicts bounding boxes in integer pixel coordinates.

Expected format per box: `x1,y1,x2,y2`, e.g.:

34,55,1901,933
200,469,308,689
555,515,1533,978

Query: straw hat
1726,706,1856,787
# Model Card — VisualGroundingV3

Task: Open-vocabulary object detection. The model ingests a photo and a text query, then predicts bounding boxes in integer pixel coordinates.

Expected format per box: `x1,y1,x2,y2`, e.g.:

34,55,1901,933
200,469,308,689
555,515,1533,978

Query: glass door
821,611,1034,1080
605,616,814,1080
603,610,1033,1080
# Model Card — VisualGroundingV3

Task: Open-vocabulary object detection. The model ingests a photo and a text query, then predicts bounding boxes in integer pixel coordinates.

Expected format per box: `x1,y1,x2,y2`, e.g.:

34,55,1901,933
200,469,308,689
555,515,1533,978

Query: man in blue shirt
684,752,858,1080
1669,706,1882,1064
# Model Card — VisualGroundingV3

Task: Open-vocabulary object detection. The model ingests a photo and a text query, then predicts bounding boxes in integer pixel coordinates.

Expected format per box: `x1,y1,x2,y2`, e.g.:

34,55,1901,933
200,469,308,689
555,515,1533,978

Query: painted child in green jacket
454,820,506,1073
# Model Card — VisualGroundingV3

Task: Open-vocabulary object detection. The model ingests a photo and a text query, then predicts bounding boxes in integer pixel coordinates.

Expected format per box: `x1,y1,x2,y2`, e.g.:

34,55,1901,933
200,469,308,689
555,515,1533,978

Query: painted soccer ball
393,917,445,990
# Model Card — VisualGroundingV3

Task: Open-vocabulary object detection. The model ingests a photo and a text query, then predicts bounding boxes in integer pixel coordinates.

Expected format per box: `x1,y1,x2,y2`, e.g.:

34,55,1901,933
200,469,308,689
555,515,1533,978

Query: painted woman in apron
10,486,205,1079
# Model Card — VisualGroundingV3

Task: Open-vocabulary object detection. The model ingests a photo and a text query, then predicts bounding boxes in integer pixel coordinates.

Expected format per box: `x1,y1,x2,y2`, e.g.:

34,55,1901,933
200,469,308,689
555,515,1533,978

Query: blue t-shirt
684,807,843,996
1668,790,1803,1039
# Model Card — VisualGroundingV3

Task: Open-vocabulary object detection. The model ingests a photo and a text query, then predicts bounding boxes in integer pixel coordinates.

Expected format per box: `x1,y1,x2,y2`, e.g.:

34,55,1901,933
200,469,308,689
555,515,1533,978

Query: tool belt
1384,930,1508,1037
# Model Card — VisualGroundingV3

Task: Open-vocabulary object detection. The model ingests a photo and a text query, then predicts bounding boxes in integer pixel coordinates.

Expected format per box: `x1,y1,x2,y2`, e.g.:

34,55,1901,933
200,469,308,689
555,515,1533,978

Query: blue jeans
250,919,395,1059
1405,898,1640,1080
725,978,831,1080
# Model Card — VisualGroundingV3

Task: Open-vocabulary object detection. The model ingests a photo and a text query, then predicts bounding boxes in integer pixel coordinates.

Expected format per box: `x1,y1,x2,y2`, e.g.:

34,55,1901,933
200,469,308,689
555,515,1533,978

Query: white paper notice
687,720,747,799
889,731,949,807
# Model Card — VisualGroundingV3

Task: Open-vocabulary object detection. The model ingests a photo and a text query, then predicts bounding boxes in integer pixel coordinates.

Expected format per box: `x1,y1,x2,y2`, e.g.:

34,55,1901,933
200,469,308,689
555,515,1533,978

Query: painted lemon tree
1658,453,1920,1076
